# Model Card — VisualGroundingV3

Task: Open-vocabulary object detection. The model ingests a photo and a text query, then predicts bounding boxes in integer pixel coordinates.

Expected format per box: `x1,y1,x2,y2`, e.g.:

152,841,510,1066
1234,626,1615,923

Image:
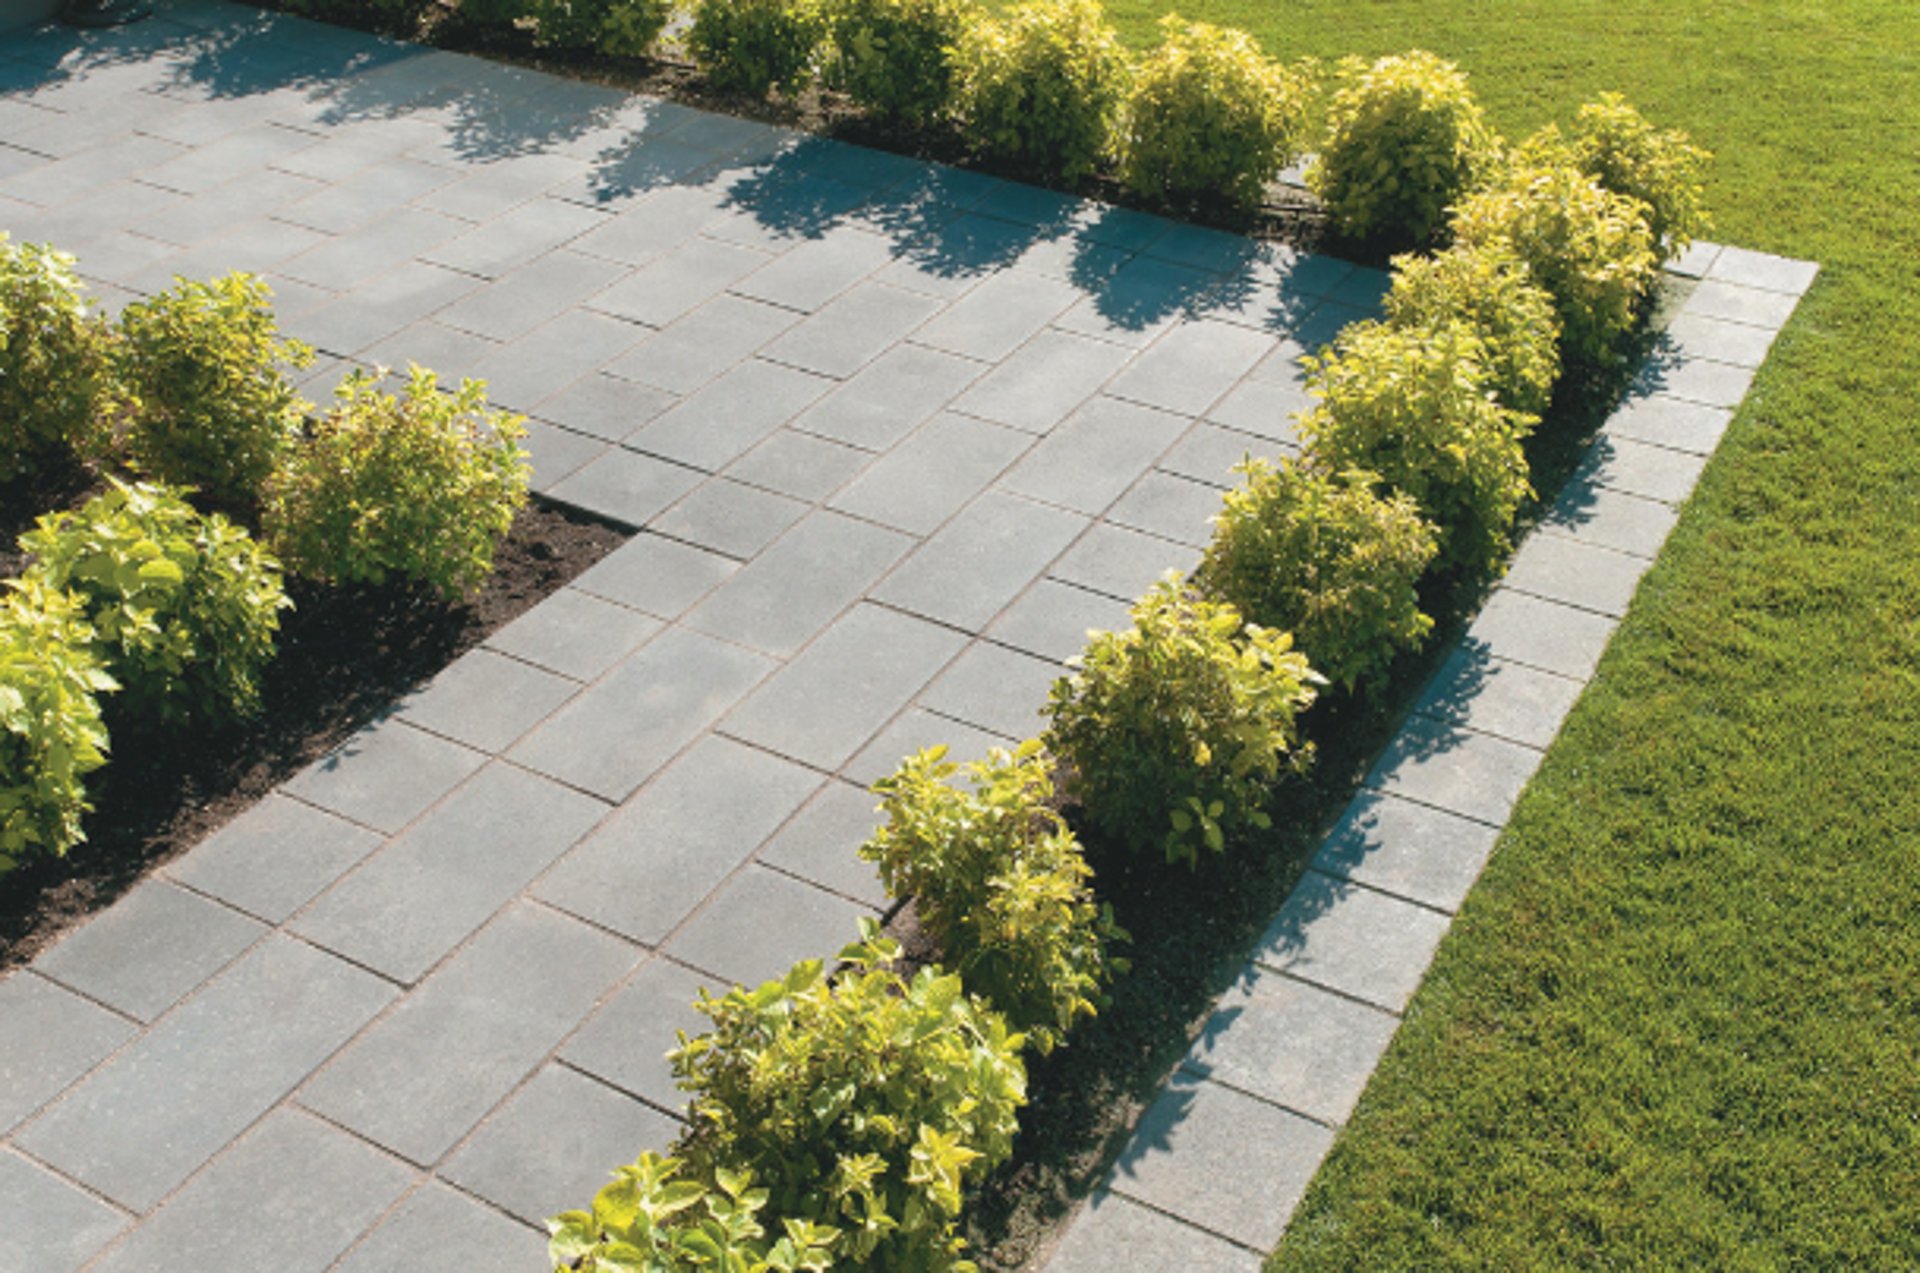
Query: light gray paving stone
1705,245,1818,295
2,135,187,206
299,903,638,1166
913,271,1081,363
136,123,315,195
535,735,822,944
33,880,263,1024
1053,255,1215,348
653,477,808,559
433,249,621,343
283,716,487,835
731,227,893,312
948,328,1133,434
1309,790,1502,916
276,206,468,289
724,604,969,770
334,1182,546,1273
484,586,662,683
1106,319,1276,417
63,230,181,291
1204,376,1310,447
917,640,1059,740
1662,311,1779,368
1184,965,1400,1125
872,490,1089,632
1541,477,1682,560
0,1149,127,1273
520,420,608,493
544,445,703,527
587,236,773,327
667,865,875,988
756,780,888,909
788,342,983,450
164,794,384,924
1246,337,1313,387
1682,277,1800,329
1503,531,1650,619
1251,870,1452,1014
443,1064,679,1226
1157,422,1273,488
604,293,801,396
565,182,725,265
1665,239,1723,279
415,152,588,221
1000,395,1190,516
291,762,607,985
844,707,1013,789
1634,351,1756,411
1603,393,1734,456
1107,469,1222,547
1470,587,1620,681
831,412,1032,535
690,510,914,656
275,156,458,234
396,648,580,753
560,957,712,1112
272,121,436,183
571,531,738,618
0,973,135,1136
1012,229,1131,284
4,178,186,249
420,196,607,278
288,259,482,358
1049,522,1200,602
724,427,872,502
89,1109,412,1273
761,280,944,378
16,935,395,1211
1109,1072,1333,1252
629,358,836,472
121,216,330,293
483,308,649,410
1364,713,1544,830
360,319,500,386
1413,645,1586,752
533,370,676,443
984,578,1130,665
508,627,774,802
1046,1190,1259,1273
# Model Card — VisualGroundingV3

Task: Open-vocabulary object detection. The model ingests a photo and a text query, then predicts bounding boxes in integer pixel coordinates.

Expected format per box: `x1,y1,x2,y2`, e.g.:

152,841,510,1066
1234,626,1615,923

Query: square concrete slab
917,640,1060,741
1049,522,1200,603
0,1149,127,1273
1574,432,1710,506
949,328,1134,434
1502,531,1651,620
32,880,263,1024
483,586,663,683
334,1182,547,1273
1046,1190,1260,1273
396,647,581,753
534,370,676,443
914,271,1081,363
1105,318,1277,417
0,973,135,1136
1156,422,1272,489
665,865,874,988
604,292,800,397
1252,870,1453,1013
652,477,808,559
1309,790,1502,916
1541,478,1682,560
628,357,837,473
844,708,1014,789
544,445,704,527
162,794,384,925
561,956,713,1112
1603,393,1733,457
1107,469,1223,547
985,578,1131,665
761,280,944,378
724,426,873,502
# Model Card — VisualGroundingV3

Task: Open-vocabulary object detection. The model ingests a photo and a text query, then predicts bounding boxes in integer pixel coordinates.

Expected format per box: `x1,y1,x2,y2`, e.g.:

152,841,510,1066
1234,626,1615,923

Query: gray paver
587,235,772,327
917,640,1060,740
434,249,620,343
1683,277,1801,330
520,419,609,493
32,880,263,1024
275,155,458,234
756,780,889,909
1503,531,1651,619
1663,312,1780,368
566,182,722,265
873,490,1088,632
0,1149,127,1273
277,206,467,289
415,152,587,222
948,327,1134,434
724,427,872,502
761,280,944,378
396,648,580,753
0,973,135,1136
1157,422,1272,488
789,342,983,450
1541,477,1682,560
731,227,893,312
483,308,650,410
652,477,808,559
844,707,1013,789
629,357,835,472
1047,1191,1259,1273
1603,393,1733,456
1413,645,1586,752
830,412,1032,535
1107,469,1223,547
572,531,738,618
334,1182,546,1273
298,903,637,1166
1106,319,1276,417
561,957,713,1112
164,795,384,925
1309,790,1502,916
534,370,676,443
544,445,703,527
484,586,663,683
985,578,1130,665
1000,395,1190,515
1204,376,1310,446
421,197,607,278
1049,522,1201,602
360,319,501,386
289,259,482,358
605,293,801,396
686,511,914,657
1366,713,1544,829
283,717,488,836
136,123,316,196
914,271,1080,363
1469,588,1620,682
1705,245,1818,295
1633,350,1755,411
666,865,874,988
1251,871,1452,1014
1576,432,1710,505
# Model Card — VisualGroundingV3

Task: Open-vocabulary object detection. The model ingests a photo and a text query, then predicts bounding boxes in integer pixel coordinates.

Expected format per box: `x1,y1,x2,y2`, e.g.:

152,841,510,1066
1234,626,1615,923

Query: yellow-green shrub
0,580,115,871
1384,240,1562,416
529,0,673,54
1564,92,1712,261
823,0,980,125
0,236,110,485
955,0,1130,182
688,0,825,98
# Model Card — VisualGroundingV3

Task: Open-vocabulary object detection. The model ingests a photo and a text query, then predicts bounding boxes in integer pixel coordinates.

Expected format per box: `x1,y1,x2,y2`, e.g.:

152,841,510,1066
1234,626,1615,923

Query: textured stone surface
0,974,135,1137
33,881,263,1024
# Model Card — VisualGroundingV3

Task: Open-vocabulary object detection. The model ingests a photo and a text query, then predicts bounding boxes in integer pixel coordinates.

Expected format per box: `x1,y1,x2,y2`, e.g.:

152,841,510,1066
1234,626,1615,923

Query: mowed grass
1068,1,1920,1267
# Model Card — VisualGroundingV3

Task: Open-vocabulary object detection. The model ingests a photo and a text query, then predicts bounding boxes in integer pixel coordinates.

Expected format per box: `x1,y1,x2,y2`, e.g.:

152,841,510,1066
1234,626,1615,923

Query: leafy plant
111,272,312,513
1564,92,1713,261
1384,240,1563,416
1298,320,1535,578
1196,457,1438,694
688,0,826,98
672,926,1026,1270
1117,15,1312,210
263,366,529,601
865,740,1126,1054
529,0,673,54
0,235,110,486
1045,575,1319,867
0,580,115,871
276,0,435,33
955,0,1131,182
21,480,288,729
1307,50,1498,248
823,0,980,125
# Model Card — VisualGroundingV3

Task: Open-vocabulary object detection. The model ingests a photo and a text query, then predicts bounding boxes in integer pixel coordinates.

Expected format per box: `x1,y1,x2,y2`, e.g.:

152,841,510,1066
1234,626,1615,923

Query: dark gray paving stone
1310,790,1501,916
533,371,676,443
5,177,186,249
283,717,488,835
1682,278,1800,329
653,477,808,559
484,308,649,411
1413,646,1586,752
334,1182,546,1273
1503,532,1650,619
16,936,395,1211
723,427,871,502
434,250,621,343
844,708,1013,789
1365,713,1544,830
535,736,821,944
587,236,772,327
1105,319,1276,417
1142,219,1263,275
1053,255,1214,349
360,319,501,387
948,328,1133,435
1204,376,1310,447
756,780,888,909
0,1149,127,1273
1603,393,1733,457
788,342,983,450
984,578,1130,665
0,973,134,1136
545,445,703,527
33,880,262,1024
872,491,1089,632
1109,1073,1333,1251
1705,245,1818,296
761,281,945,378
299,903,637,1166
292,762,607,985
1185,966,1400,1125
414,152,587,222
1001,395,1190,516
1662,312,1779,368
520,419,608,493
164,794,384,924
277,206,468,290
421,197,608,279
1576,432,1710,506
507,627,774,802
732,227,893,312
275,156,459,234
917,640,1059,741
1541,477,1682,560
289,259,482,358
560,957,712,1111
1252,871,1451,1014
604,293,801,396
396,648,580,753
485,587,661,683
686,510,914,657
89,1109,412,1273
1049,522,1200,602
443,1064,679,1226
1469,588,1620,682
629,358,836,472
831,412,1032,535
571,531,737,618
667,865,874,988
914,272,1081,363
1047,1190,1259,1273
1107,470,1221,547
1157,422,1273,489
272,120,444,184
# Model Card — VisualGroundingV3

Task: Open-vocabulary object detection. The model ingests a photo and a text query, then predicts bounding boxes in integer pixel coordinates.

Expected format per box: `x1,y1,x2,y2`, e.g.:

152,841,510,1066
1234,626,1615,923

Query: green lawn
1082,2,1920,1267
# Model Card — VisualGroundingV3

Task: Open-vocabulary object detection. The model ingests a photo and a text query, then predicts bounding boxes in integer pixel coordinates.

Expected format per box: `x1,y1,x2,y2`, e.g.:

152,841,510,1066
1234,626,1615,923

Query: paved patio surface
0,3,1816,1269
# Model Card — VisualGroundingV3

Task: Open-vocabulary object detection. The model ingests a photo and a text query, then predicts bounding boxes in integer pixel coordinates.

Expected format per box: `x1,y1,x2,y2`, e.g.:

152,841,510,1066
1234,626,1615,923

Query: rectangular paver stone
1252,870,1453,1013
1107,470,1221,547
1469,588,1620,682
1413,646,1586,752
0,1150,127,1273
334,1182,547,1273
544,445,703,527
1000,395,1189,515
761,281,944,378
1503,527,1652,619
396,648,580,753
755,780,889,909
1046,1191,1259,1273
949,328,1133,434
1365,713,1545,829
913,272,1080,363
790,343,983,450
1105,319,1275,417
684,510,913,655
652,477,808,559
283,717,488,835
629,358,836,472
666,865,875,988
984,578,1130,665
572,531,738,617
33,880,263,1024
484,586,662,683
1049,522,1199,602
0,973,135,1136
605,293,800,396
561,957,714,1112
164,795,383,925
1310,790,1501,916
830,412,1032,535
872,491,1088,632
917,640,1059,740
1541,478,1681,560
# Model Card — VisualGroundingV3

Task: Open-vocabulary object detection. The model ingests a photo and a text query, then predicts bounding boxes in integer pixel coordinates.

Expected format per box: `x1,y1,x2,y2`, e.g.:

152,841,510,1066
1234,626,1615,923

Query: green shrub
688,0,825,98
0,235,110,485
549,1153,839,1272
1196,458,1438,694
1045,575,1319,867
955,0,1130,182
672,926,1026,1270
1384,240,1563,416
823,0,979,125
1307,50,1498,248
0,580,115,871
1298,320,1535,578
276,0,435,33
21,480,288,729
865,740,1126,1054
1450,159,1661,366
264,367,529,601
529,0,672,54
1565,92,1712,261
1117,15,1310,210
112,273,312,512
452,0,534,31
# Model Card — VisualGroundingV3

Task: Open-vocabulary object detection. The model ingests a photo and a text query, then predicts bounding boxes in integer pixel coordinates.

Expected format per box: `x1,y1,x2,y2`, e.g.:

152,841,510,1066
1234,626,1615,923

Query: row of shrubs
0,237,530,871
